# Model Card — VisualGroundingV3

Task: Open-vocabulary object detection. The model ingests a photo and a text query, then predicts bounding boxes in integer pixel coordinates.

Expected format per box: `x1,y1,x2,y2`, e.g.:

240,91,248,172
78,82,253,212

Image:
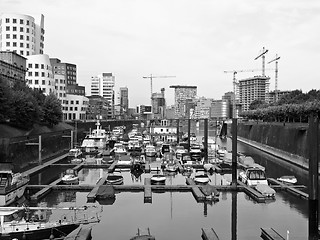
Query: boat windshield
248,170,266,180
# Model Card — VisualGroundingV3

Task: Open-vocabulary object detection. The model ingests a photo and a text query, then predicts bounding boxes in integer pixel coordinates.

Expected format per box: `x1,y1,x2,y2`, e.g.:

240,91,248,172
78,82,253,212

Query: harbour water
28,133,310,240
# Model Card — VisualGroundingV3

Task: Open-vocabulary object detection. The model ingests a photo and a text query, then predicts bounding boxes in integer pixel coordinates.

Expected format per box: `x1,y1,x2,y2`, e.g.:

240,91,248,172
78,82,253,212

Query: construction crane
268,54,281,101
254,47,268,77
142,74,176,103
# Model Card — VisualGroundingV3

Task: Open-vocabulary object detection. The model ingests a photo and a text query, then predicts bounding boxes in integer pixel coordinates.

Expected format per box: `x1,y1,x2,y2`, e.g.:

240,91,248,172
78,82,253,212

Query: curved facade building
26,54,55,94
0,13,44,56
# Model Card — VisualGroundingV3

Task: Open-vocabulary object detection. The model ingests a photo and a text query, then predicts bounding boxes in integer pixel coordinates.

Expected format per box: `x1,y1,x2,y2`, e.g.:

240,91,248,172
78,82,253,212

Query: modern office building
0,51,27,86
90,73,115,119
50,58,85,96
54,73,88,121
119,87,129,113
238,76,270,112
169,85,197,119
152,88,166,119
193,97,214,119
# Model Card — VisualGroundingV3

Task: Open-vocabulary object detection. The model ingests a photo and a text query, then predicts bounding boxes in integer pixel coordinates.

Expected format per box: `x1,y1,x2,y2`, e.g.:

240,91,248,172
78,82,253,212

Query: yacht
81,120,109,153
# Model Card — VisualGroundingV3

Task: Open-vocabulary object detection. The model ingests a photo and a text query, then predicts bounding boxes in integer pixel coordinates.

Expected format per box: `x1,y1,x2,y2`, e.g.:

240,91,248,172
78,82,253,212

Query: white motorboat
106,173,124,185
62,169,79,184
0,164,29,206
145,145,157,157
68,148,82,158
193,171,210,184
277,175,297,184
112,143,127,155
81,120,109,153
151,174,166,185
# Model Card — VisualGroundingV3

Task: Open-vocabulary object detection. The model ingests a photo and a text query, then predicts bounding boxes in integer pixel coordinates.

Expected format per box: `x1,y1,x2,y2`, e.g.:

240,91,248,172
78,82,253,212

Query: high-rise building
152,88,166,119
193,97,214,119
210,99,230,120
119,87,129,113
90,73,115,119
169,85,197,118
238,76,270,112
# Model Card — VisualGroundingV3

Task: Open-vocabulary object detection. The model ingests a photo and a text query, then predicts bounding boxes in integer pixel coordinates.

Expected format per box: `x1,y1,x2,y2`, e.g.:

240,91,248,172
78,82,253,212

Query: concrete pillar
176,119,180,144
308,115,319,239
187,118,191,151
204,119,208,163
231,118,237,188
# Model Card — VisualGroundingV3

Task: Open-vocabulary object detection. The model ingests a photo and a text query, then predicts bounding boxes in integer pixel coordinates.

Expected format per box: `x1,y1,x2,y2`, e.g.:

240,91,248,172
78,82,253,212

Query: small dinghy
255,184,276,199
277,175,297,184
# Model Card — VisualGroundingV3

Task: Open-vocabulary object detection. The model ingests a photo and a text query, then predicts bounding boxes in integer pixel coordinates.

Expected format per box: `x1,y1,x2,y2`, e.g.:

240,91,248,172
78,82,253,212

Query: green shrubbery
0,77,62,129
240,90,320,123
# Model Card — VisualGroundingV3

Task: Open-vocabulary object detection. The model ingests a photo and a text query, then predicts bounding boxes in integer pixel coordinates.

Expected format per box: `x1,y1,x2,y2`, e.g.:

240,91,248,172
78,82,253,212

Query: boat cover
96,185,115,199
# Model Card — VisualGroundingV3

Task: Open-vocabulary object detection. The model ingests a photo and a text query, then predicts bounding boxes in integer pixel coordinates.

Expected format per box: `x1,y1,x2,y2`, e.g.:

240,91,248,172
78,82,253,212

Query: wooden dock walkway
260,228,285,240
237,180,266,203
30,177,63,202
23,152,69,176
186,178,205,202
144,178,152,203
108,160,118,173
65,225,92,240
268,178,308,199
87,177,107,202
201,228,220,240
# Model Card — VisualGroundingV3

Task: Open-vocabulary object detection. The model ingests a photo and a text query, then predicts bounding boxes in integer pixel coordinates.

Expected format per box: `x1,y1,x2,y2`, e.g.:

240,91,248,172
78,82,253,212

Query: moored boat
277,175,297,184
0,206,99,240
68,148,82,158
150,174,166,185
81,120,108,153
0,163,29,206
61,169,79,184
106,173,124,185
193,171,210,184
145,145,157,157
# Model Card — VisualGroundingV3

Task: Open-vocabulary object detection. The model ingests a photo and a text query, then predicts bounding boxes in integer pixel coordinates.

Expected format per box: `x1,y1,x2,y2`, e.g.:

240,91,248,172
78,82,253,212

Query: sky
2,0,320,107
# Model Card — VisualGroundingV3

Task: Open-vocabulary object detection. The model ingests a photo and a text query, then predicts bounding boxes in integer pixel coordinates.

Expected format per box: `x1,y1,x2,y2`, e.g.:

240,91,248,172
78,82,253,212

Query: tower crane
142,74,176,103
254,47,268,77
268,54,281,101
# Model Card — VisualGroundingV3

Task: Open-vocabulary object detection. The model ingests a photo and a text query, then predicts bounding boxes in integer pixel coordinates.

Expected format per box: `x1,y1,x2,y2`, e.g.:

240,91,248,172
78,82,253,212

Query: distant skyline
2,0,320,107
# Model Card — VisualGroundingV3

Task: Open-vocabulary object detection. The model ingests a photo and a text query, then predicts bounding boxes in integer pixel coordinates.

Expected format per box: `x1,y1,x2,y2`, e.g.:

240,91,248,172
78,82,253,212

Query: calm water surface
28,125,312,239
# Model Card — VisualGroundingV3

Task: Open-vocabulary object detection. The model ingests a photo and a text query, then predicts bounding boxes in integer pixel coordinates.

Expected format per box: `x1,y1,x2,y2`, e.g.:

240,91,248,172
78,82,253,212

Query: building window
13,34,17,39
41,64,44,69
20,43,23,47
70,107,73,111
42,88,46,92
26,28,29,33
13,42,17,47
42,80,45,85
28,63,32,68
26,36,29,41
28,80,32,84
20,50,23,55
75,107,78,111
71,101,74,104
20,19,24,24
6,34,10,39
35,80,39,84
6,26,10,31
35,64,39,68
28,72,32,76
26,43,29,48
13,19,17,23
13,26,16,31
5,18,9,23
6,42,10,47
20,27,23,32
26,20,29,25
20,35,23,40
35,72,39,76
26,51,29,56
41,72,45,77
76,100,79,104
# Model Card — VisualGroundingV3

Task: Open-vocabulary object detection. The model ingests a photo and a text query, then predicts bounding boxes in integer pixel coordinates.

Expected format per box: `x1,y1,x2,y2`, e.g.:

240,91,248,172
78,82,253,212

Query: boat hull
0,180,29,206
0,223,80,240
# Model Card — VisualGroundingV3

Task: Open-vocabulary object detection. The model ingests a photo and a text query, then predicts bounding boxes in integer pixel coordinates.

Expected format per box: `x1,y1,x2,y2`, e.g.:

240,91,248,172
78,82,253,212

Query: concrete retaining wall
236,121,309,169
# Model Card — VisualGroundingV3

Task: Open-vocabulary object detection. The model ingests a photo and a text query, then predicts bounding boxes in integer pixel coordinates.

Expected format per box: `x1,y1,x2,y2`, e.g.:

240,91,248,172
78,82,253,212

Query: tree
41,93,62,127
249,99,266,110
9,90,40,129
0,78,12,122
